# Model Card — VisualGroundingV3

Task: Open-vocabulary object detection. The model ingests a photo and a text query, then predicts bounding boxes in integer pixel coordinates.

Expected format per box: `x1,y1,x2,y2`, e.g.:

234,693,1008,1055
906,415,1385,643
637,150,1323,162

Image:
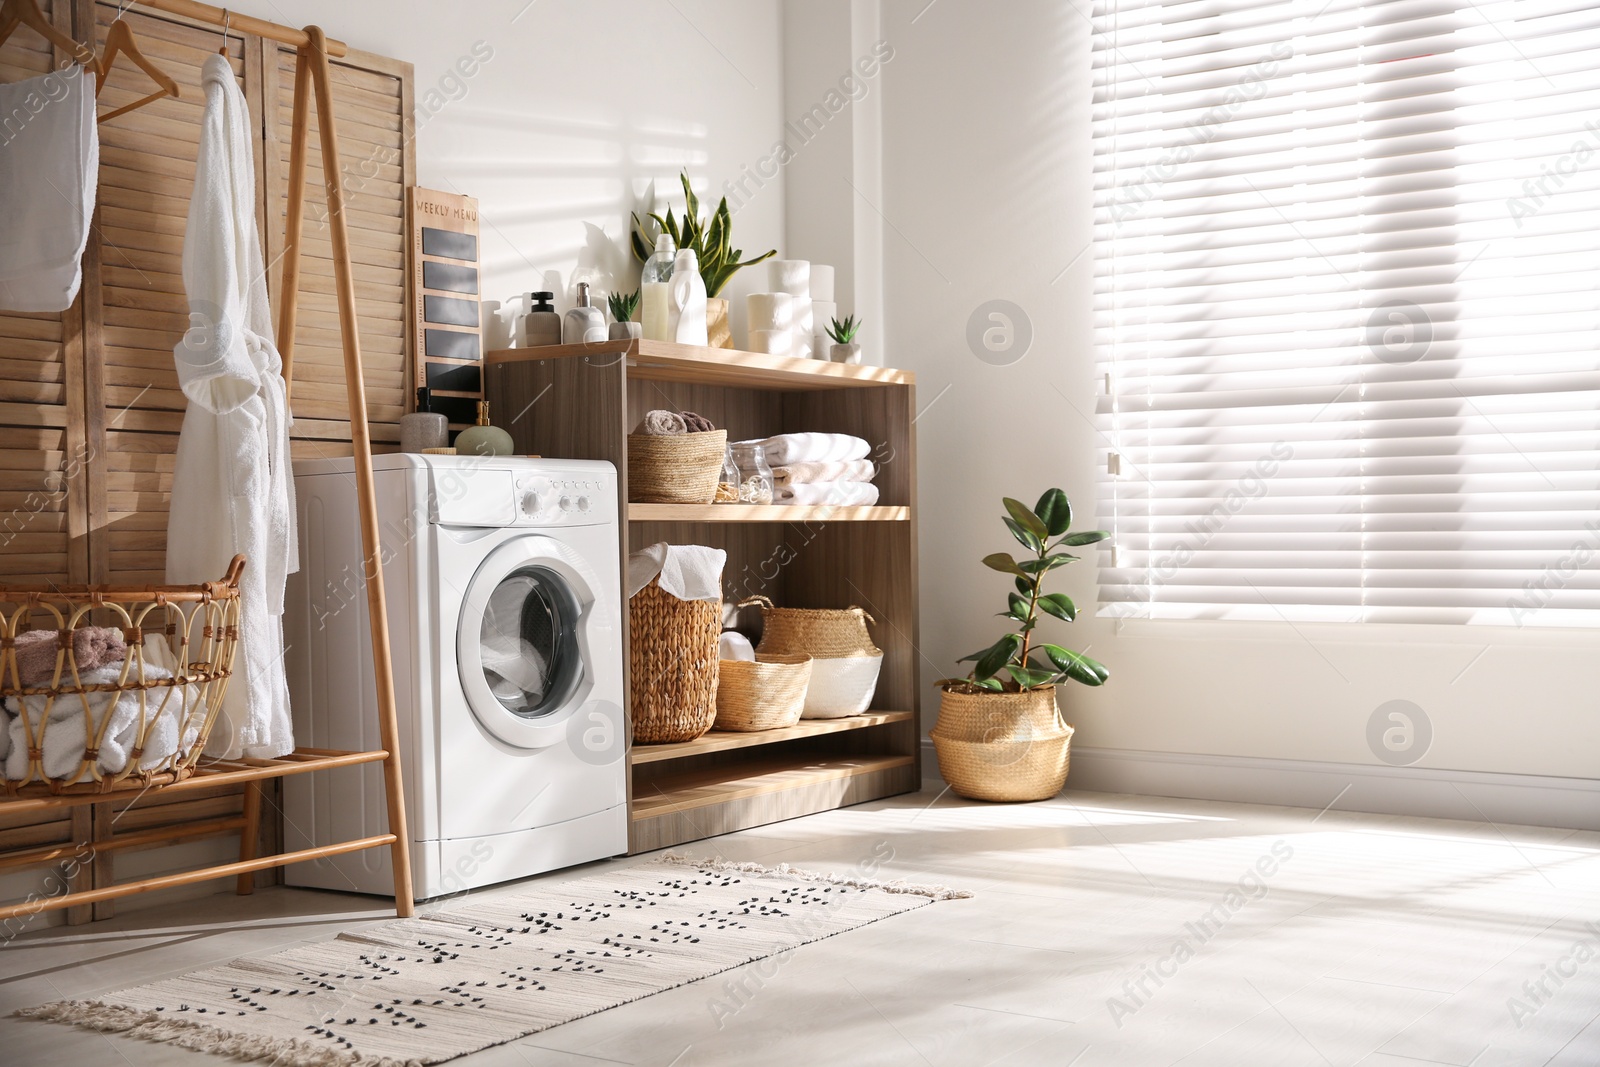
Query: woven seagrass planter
930,685,1073,802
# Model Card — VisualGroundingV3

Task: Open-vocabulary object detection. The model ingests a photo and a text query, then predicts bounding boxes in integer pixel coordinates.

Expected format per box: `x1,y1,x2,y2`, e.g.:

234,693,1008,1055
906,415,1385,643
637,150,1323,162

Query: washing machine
282,454,627,899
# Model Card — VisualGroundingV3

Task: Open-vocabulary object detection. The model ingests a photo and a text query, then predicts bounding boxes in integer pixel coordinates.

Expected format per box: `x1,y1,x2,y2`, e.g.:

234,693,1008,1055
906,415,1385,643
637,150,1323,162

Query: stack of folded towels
744,432,879,506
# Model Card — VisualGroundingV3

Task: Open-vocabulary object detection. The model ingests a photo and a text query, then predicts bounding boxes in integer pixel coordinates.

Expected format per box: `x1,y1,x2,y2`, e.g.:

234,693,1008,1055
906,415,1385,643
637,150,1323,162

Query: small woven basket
627,430,727,504
743,596,882,718
0,556,244,794
629,577,720,744
714,653,812,732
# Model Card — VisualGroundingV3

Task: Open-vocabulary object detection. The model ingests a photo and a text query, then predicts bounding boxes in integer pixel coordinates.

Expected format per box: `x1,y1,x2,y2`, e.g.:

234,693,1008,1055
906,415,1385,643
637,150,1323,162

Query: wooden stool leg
237,780,261,895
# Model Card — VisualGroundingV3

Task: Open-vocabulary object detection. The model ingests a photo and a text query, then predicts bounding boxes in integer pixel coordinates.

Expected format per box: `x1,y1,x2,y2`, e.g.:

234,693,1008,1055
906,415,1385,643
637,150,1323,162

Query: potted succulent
631,172,776,349
608,288,642,340
826,315,862,364
932,489,1109,802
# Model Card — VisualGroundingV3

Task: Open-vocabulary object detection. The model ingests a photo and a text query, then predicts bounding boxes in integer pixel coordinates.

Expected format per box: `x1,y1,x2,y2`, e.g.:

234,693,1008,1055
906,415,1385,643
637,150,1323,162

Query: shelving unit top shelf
485,340,915,391
629,504,909,524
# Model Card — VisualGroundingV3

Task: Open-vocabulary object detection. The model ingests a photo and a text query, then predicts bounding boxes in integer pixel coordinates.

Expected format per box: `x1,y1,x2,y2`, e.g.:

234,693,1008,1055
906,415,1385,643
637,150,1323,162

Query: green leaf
1042,644,1110,687
982,552,1026,577
973,633,1022,681
1058,530,1110,547
1003,497,1048,538
1015,576,1033,598
971,677,1005,692
1037,593,1077,622
1006,665,1057,689
1018,553,1079,574
1007,592,1030,619
1034,488,1073,536
1003,517,1043,553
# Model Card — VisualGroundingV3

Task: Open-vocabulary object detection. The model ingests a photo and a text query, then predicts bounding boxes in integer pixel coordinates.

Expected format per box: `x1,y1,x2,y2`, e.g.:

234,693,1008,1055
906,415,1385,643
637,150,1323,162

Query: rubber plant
946,488,1110,692
630,171,776,297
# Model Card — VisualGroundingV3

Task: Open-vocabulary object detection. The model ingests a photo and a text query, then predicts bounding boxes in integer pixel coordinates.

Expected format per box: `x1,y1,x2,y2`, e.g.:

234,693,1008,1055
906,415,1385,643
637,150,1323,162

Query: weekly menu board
406,187,484,430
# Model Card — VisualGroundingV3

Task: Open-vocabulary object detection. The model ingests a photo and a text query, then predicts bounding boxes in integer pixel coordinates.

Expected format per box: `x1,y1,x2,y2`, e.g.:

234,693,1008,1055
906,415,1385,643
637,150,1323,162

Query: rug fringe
14,1000,423,1067
656,852,974,900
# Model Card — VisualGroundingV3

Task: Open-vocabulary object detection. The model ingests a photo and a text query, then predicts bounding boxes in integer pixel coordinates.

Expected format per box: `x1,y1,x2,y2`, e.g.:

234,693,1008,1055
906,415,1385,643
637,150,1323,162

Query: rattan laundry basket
743,597,882,718
714,653,812,732
629,577,721,743
0,556,244,793
627,430,727,504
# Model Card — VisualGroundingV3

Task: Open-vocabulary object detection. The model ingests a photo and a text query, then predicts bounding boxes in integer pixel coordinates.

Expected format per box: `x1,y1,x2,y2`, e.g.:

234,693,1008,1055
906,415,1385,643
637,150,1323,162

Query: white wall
271,0,788,335
870,0,1600,806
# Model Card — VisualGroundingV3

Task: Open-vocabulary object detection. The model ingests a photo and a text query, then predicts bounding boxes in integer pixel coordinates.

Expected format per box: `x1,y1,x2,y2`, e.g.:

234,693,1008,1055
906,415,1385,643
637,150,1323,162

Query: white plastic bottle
670,249,708,345
562,282,606,344
640,234,675,341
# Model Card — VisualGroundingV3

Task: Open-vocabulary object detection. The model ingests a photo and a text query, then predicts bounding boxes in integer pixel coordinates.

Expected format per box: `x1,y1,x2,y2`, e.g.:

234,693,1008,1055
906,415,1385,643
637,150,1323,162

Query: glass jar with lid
730,441,774,505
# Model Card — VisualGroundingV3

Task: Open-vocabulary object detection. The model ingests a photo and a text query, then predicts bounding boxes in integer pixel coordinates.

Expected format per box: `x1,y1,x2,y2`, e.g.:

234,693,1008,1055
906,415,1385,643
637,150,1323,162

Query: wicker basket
931,685,1074,802
629,577,721,743
742,597,882,718
0,556,244,794
714,653,812,732
627,430,728,504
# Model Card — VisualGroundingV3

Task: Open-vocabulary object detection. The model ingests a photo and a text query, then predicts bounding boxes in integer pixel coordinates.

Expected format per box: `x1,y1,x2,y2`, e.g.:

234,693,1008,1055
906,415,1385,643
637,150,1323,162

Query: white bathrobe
166,54,297,759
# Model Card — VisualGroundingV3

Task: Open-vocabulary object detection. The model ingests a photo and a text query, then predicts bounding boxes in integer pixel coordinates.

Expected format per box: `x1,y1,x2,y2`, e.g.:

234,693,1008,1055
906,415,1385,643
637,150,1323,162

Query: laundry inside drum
478,566,584,717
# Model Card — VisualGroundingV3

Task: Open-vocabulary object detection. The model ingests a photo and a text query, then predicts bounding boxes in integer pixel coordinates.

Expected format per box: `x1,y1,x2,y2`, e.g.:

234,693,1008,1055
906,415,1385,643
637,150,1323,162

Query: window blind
1092,0,1600,626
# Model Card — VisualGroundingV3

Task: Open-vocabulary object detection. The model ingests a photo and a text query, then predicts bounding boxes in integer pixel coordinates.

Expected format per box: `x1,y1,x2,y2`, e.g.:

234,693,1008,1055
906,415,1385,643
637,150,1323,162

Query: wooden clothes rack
0,1,415,922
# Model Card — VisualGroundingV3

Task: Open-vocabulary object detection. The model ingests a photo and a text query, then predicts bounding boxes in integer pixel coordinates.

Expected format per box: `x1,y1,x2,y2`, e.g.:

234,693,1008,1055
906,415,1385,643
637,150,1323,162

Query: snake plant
630,172,777,298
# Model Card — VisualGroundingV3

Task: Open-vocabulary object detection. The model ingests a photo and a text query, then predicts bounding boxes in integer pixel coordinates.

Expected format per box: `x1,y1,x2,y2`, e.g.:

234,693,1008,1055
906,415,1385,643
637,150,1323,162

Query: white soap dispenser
669,249,708,345
640,234,675,341
563,282,607,344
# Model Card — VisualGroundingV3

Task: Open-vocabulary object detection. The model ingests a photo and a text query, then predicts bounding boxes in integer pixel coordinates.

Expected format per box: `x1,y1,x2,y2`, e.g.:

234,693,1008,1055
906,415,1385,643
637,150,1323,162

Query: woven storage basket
0,556,244,794
743,597,882,719
629,577,721,743
627,430,727,504
714,653,812,732
931,685,1074,802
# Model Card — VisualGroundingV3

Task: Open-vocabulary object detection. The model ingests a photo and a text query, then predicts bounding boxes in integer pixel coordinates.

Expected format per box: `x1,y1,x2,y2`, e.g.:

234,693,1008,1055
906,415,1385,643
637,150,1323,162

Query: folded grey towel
11,627,127,688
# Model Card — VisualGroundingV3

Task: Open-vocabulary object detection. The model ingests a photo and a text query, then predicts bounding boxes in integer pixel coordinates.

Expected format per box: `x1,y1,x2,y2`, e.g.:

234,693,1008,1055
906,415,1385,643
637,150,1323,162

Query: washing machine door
457,534,604,749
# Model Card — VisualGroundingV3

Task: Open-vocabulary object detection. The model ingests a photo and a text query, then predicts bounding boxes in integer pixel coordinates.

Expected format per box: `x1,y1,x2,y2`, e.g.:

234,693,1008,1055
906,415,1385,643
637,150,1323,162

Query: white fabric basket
800,653,882,719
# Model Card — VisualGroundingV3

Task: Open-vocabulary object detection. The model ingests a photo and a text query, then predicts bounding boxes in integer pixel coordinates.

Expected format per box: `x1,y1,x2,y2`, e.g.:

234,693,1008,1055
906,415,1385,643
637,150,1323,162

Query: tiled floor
3,786,1598,1066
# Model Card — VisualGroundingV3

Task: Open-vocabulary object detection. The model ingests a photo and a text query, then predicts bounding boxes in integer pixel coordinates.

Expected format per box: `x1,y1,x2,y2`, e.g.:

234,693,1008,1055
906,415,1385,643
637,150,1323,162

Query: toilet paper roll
811,300,837,348
791,294,814,360
749,328,793,355
769,259,810,297
810,264,835,304
746,292,793,333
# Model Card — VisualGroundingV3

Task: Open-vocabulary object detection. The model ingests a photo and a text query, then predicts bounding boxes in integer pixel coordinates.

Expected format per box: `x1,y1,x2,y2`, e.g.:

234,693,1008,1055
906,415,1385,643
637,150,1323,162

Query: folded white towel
773,460,876,486
750,433,870,466
775,481,880,506
0,65,99,312
3,662,197,783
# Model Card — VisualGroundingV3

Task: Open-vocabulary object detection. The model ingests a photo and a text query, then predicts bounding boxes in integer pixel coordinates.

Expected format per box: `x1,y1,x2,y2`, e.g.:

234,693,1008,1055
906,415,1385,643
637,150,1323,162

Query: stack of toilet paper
769,260,814,359
745,291,793,355
810,265,836,358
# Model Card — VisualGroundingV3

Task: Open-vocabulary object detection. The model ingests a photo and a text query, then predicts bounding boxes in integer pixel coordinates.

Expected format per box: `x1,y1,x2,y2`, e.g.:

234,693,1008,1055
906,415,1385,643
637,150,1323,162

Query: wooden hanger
0,0,97,68
94,15,180,123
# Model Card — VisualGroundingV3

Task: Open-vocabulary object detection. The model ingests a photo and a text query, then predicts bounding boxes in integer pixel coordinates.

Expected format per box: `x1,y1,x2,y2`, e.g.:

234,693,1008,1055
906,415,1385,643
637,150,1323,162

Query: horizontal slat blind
1093,0,1600,626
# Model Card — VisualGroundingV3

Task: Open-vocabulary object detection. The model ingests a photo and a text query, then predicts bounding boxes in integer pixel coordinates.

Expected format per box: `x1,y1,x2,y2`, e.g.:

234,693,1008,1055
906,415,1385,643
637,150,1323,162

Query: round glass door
456,535,603,750
477,566,584,718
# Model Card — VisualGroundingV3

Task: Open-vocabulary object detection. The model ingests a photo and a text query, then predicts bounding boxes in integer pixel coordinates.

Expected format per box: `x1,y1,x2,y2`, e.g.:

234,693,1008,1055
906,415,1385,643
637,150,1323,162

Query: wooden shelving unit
487,340,921,853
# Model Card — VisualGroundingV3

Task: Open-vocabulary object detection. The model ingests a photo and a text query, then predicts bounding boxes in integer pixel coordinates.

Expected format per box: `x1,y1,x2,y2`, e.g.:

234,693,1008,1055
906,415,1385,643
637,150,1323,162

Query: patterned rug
17,855,969,1067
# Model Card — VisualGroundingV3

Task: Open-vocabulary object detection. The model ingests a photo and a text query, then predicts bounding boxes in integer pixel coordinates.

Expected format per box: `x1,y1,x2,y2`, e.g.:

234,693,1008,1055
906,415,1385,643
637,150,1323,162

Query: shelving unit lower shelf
628,504,909,523
629,712,915,764
631,755,918,852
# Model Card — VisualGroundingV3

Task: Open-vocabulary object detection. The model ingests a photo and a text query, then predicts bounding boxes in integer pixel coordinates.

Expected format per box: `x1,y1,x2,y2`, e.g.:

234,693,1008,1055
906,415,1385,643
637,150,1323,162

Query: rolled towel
774,481,880,506
680,411,717,433
750,432,871,466
718,631,756,662
12,626,127,688
635,410,688,436
773,460,876,486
